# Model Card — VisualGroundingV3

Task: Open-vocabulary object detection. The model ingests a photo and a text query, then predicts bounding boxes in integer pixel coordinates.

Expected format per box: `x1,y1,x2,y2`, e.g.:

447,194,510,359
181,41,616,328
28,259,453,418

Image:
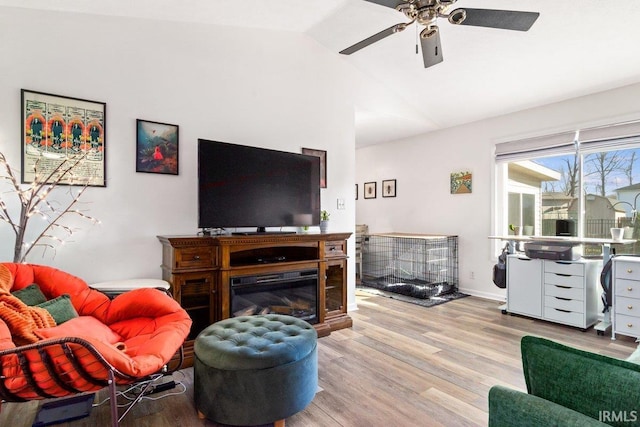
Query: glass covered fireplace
230,269,318,324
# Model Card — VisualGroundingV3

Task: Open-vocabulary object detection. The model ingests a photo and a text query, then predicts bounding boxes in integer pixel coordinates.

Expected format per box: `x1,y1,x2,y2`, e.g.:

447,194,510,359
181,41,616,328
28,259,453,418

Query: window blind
495,131,577,162
496,120,640,161
578,120,640,153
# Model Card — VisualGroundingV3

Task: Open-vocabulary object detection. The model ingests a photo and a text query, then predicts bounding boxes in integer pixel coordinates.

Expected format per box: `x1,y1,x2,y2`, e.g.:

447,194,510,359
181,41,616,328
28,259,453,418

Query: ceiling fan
340,0,540,68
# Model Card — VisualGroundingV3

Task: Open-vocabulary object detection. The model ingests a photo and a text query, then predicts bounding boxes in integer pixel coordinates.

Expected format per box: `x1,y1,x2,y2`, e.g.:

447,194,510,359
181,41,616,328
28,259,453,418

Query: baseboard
458,287,506,302
352,288,505,310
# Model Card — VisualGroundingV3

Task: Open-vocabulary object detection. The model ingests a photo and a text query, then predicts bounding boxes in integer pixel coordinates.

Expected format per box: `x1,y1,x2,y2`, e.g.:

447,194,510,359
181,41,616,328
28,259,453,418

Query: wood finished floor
1,290,637,427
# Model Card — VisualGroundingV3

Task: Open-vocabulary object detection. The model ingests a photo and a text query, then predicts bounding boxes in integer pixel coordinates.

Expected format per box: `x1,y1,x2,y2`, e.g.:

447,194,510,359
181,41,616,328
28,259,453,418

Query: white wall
0,6,358,311
356,83,640,300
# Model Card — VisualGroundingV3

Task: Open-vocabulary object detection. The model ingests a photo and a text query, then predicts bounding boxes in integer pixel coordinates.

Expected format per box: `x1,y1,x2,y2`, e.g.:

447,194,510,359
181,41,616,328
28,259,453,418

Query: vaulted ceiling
4,0,640,146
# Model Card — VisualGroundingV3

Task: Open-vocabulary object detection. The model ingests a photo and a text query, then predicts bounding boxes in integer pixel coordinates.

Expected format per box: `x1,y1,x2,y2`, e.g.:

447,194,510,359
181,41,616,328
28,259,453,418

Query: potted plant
509,224,522,236
320,210,330,233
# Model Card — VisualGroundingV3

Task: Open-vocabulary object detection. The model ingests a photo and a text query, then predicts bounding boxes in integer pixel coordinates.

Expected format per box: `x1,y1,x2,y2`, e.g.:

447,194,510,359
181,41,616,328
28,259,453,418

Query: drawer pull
628,287,634,292
555,297,571,301
193,255,201,260
629,305,634,310
555,285,571,289
628,269,634,274
554,273,571,277
628,323,634,328
555,308,571,313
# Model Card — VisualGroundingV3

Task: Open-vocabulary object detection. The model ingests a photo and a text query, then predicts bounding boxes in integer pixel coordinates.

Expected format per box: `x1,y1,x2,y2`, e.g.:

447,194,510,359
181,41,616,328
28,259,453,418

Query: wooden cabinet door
325,259,346,318
173,272,215,341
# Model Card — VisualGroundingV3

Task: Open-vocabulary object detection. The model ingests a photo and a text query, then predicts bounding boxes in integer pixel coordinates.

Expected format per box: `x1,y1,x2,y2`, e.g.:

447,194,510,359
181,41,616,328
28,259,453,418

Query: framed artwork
382,179,397,198
136,119,179,175
356,183,358,200
21,89,106,186
451,170,472,194
364,181,377,199
302,147,327,188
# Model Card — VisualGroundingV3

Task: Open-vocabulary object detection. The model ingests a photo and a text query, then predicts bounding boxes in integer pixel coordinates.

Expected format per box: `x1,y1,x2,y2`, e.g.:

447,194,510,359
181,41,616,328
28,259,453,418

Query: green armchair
488,336,640,427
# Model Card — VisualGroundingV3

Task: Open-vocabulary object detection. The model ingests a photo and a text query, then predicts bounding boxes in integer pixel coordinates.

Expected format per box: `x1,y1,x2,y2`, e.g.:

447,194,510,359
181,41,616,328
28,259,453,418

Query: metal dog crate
361,233,458,298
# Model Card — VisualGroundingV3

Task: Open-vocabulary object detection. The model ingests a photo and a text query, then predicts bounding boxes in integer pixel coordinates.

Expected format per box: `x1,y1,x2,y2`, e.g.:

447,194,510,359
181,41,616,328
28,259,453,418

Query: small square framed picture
382,179,396,198
364,181,377,199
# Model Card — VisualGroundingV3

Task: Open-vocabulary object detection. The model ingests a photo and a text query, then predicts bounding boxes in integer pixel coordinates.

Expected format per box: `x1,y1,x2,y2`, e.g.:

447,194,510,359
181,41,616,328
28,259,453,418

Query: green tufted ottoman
194,314,318,426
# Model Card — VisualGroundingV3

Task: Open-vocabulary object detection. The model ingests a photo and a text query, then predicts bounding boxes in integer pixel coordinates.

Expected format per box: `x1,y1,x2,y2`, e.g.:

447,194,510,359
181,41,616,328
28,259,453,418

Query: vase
320,220,329,233
624,226,634,239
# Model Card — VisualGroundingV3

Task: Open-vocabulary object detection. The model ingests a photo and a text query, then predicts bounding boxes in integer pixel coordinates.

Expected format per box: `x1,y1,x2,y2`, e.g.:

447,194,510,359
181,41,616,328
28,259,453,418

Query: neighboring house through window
508,160,561,236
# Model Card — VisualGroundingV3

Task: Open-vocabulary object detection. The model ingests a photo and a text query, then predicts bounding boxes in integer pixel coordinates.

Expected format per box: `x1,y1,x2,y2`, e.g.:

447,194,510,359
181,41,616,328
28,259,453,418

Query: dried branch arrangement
0,151,99,263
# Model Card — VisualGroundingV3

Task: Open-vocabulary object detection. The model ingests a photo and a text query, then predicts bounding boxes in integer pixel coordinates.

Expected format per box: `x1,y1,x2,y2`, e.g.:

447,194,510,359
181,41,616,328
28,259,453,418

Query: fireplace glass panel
230,269,318,324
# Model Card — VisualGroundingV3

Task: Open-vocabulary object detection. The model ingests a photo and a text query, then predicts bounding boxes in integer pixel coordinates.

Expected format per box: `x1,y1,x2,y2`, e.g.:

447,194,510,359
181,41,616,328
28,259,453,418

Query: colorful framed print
21,89,106,186
136,119,179,175
451,170,472,194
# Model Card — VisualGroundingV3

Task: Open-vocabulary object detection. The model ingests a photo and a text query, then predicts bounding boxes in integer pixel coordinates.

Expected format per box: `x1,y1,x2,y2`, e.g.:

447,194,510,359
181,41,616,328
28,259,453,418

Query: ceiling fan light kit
340,0,539,69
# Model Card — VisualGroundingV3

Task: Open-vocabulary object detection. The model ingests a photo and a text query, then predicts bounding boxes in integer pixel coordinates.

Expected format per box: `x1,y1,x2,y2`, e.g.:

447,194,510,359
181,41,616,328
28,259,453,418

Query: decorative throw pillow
34,316,122,344
36,294,78,325
11,284,47,306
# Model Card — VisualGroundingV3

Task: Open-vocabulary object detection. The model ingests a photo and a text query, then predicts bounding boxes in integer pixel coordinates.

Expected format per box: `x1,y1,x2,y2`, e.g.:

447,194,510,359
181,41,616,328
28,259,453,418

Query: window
495,121,640,255
508,193,535,235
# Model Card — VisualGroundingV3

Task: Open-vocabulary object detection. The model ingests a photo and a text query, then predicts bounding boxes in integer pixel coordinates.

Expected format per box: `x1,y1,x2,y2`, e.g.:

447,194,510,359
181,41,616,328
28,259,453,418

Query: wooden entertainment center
157,232,352,366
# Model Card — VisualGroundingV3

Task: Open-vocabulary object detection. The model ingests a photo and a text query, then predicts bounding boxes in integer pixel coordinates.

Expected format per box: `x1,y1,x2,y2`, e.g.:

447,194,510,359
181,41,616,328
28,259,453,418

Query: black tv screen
198,139,321,231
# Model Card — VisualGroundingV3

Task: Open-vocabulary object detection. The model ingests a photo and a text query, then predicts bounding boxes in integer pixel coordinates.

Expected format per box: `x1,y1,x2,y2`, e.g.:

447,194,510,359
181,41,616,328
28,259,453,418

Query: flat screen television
198,139,320,233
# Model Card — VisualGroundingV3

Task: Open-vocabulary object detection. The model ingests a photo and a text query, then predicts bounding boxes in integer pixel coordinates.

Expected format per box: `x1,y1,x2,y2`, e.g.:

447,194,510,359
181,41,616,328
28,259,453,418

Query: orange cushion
33,316,122,344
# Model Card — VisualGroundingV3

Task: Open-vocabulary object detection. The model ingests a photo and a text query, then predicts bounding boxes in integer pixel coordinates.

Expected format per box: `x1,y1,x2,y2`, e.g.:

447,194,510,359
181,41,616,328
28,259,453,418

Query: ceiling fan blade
364,0,406,9
456,8,539,31
340,24,404,55
420,29,443,69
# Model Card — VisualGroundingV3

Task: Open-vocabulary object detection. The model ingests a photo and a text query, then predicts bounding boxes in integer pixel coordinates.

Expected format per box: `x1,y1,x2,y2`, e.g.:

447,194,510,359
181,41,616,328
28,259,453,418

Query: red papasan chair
0,263,192,426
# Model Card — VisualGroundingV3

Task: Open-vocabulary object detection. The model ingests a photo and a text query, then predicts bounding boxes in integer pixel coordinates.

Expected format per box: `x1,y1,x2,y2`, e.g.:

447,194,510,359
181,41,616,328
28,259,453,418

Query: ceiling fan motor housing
401,0,462,26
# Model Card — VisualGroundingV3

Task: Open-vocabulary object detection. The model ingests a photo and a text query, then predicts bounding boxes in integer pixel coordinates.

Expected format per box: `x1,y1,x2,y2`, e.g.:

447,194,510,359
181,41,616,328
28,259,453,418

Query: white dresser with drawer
543,258,600,329
612,256,640,339
507,255,600,329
